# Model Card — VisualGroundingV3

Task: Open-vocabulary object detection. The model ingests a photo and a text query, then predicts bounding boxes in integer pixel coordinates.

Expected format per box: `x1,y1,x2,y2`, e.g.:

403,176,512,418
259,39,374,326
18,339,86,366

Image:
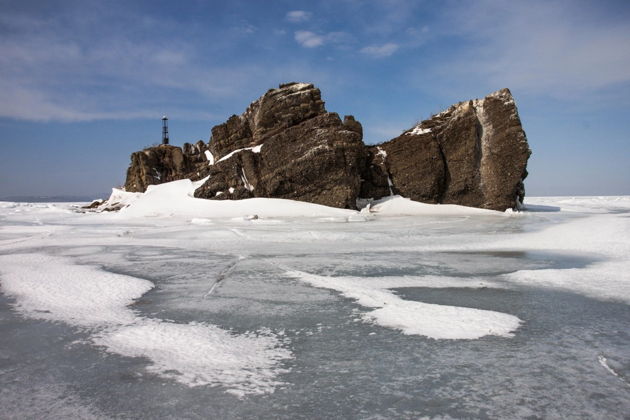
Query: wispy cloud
360,43,399,58
294,30,325,48
438,0,630,97
0,6,263,122
286,10,311,23
294,30,354,48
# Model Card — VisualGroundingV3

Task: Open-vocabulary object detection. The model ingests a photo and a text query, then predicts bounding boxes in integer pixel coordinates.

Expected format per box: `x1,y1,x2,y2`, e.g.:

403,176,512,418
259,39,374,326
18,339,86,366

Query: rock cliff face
363,88,530,210
123,83,530,211
193,83,365,208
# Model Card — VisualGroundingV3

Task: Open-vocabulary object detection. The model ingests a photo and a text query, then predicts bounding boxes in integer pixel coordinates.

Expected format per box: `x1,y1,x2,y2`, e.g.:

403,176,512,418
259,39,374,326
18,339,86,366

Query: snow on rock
406,125,432,135
98,188,143,211
204,150,215,165
285,270,521,339
216,144,263,164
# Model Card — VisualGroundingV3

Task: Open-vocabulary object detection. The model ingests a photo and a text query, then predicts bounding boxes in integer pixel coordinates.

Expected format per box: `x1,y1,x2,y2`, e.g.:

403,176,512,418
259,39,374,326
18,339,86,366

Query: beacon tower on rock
161,115,169,145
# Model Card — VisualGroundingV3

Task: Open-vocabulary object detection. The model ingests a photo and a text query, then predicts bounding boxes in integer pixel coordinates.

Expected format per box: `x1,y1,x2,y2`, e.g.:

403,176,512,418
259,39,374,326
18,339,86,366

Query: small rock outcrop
123,83,531,211
125,142,210,193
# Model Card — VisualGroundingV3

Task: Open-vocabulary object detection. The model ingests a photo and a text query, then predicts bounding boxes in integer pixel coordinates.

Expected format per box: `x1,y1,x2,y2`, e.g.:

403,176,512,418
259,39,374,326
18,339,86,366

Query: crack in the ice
598,355,630,387
205,256,245,298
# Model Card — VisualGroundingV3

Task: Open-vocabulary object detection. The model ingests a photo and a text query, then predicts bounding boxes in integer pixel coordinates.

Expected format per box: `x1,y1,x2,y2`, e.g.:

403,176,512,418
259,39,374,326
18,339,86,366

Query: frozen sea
1,193,629,419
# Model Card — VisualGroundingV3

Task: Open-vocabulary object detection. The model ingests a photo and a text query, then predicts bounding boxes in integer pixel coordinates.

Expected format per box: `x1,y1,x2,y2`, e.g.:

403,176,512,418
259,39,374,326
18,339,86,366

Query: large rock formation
123,83,531,211
193,83,365,208
363,89,531,210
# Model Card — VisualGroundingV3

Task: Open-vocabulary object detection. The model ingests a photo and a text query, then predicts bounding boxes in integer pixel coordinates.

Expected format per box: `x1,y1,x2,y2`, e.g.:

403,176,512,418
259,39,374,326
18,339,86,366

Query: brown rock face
123,83,530,211
124,145,190,192
365,88,531,210
195,84,365,209
124,141,211,193
209,83,326,160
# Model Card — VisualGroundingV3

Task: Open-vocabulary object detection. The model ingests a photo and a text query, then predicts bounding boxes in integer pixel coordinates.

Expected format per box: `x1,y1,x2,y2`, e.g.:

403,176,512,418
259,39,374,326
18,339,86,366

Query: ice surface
1,194,629,418
0,254,152,327
489,207,630,303
285,270,520,339
0,253,292,396
94,320,292,396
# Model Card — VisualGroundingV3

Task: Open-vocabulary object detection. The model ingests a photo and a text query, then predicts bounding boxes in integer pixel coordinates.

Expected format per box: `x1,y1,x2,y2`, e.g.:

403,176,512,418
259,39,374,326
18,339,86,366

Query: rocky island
124,83,531,211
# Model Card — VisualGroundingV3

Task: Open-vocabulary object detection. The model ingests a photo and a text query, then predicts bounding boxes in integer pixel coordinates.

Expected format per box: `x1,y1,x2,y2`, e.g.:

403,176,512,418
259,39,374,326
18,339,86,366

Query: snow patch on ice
190,218,214,225
0,253,292,396
491,208,630,304
0,254,152,327
285,270,520,339
94,321,291,395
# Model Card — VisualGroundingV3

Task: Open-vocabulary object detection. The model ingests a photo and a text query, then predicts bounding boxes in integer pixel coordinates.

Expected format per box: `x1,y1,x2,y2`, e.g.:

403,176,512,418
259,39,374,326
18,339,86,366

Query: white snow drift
285,270,520,339
0,254,292,396
98,178,509,220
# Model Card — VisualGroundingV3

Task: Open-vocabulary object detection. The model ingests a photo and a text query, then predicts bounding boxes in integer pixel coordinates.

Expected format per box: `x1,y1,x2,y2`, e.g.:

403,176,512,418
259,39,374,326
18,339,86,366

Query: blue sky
1,0,629,198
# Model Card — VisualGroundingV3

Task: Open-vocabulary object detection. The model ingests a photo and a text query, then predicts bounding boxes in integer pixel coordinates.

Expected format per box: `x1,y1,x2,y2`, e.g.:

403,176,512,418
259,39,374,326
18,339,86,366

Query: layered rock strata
123,83,530,211
363,89,530,210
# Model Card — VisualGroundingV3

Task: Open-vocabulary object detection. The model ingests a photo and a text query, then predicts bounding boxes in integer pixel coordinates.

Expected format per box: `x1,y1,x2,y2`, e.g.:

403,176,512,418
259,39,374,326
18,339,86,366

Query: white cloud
294,31,325,48
439,0,630,96
294,30,354,49
0,8,258,122
286,10,311,23
360,43,399,58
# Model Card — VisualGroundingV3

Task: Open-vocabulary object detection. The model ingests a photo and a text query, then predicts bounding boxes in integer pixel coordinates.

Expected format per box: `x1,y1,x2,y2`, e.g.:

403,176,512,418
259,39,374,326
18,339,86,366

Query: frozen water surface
1,195,629,419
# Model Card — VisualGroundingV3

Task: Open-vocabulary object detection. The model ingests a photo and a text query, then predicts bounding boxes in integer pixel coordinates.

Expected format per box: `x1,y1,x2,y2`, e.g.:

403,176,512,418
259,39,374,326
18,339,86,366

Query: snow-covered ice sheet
0,253,292,396
94,321,291,396
0,254,152,327
1,194,630,418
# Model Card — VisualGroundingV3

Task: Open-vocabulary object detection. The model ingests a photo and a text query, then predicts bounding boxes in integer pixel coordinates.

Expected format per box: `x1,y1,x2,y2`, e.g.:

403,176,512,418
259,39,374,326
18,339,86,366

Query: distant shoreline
0,195,106,203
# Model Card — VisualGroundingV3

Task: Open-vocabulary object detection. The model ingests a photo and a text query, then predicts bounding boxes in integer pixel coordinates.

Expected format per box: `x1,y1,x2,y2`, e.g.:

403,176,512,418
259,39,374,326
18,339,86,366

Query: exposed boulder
122,83,530,211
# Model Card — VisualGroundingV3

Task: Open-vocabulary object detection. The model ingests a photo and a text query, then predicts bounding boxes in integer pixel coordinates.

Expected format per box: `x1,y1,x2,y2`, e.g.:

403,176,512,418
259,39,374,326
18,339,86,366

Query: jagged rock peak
209,82,326,160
